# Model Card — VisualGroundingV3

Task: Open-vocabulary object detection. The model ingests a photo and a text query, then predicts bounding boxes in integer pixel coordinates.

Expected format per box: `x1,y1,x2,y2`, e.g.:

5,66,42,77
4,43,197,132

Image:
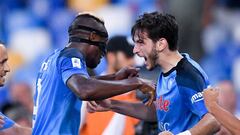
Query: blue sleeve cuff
62,68,89,85
0,113,15,131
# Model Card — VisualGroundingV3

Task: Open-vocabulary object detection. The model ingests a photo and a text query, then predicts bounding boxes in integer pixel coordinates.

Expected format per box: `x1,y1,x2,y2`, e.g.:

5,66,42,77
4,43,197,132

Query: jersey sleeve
58,49,89,85
177,73,208,118
0,112,15,131
60,57,89,84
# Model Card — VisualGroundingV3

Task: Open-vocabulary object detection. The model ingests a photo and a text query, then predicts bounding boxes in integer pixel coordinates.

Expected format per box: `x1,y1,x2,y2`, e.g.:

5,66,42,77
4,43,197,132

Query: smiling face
0,45,10,87
133,31,158,71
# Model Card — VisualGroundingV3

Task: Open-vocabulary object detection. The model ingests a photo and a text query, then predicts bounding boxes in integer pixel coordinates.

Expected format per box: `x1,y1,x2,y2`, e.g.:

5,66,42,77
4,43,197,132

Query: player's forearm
16,125,31,135
209,103,240,135
68,75,142,100
189,113,220,135
93,73,117,80
109,100,157,122
0,124,31,135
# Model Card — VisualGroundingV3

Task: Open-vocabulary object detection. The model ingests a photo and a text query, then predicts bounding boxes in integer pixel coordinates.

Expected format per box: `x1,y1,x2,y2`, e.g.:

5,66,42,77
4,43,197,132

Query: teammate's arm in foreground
203,87,240,135
0,115,4,128
87,99,157,122
87,100,219,135
93,67,139,81
186,113,219,135
0,113,31,135
0,44,31,135
67,68,155,101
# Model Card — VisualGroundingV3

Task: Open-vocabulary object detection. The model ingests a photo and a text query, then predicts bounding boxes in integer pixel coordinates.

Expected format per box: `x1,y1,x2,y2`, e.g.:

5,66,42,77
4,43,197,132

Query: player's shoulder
59,47,84,59
56,47,85,70
175,58,206,92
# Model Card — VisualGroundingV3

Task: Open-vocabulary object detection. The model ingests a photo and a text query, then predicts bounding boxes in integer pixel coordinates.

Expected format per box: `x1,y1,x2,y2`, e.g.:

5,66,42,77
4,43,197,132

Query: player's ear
155,38,167,52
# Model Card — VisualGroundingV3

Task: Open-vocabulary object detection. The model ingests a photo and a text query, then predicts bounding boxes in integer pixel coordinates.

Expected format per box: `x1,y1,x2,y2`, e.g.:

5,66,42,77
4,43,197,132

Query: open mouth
144,56,147,61
0,74,6,79
0,76,5,82
144,56,148,65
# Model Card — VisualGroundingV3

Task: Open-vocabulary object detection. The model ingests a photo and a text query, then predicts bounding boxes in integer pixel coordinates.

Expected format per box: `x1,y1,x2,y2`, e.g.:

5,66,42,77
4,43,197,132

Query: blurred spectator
9,27,52,63
47,8,76,49
202,0,240,54
9,82,33,114
1,103,32,127
200,0,240,113
214,81,238,135
166,0,205,61
96,4,133,36
68,0,108,12
80,35,139,135
232,57,240,117
217,81,237,114
201,32,240,116
201,40,240,84
7,50,25,76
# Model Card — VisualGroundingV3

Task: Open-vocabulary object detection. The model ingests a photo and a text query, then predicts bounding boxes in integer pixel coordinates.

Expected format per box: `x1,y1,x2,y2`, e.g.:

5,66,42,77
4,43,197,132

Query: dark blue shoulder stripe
175,58,207,92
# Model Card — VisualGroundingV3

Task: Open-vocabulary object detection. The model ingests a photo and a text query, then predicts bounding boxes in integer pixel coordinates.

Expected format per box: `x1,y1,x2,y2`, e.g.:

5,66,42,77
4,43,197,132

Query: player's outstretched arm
1,124,32,135
87,99,157,122
188,113,220,135
0,124,31,135
203,87,240,135
93,67,139,80
67,75,155,101
14,124,32,135
157,113,220,135
0,115,31,135
0,116,4,129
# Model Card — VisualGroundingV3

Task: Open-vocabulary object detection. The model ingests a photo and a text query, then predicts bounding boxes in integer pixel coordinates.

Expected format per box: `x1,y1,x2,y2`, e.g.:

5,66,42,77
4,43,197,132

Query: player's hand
158,131,173,135
87,100,111,113
203,87,219,112
139,78,156,106
115,67,139,80
0,115,5,128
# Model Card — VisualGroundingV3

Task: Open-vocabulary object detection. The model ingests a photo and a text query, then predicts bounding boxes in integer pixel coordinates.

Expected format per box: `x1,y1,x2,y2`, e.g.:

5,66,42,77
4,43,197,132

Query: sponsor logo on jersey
155,96,170,112
158,122,170,132
71,57,81,68
191,92,204,104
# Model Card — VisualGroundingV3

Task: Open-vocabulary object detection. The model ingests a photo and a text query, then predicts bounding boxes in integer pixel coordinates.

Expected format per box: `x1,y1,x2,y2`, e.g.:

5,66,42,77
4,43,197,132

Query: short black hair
106,35,134,57
131,12,179,51
68,13,106,37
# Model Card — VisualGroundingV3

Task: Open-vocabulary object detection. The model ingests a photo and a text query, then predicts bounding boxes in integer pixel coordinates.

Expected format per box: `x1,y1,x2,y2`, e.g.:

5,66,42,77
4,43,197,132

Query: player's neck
106,65,117,74
67,42,88,58
158,51,183,74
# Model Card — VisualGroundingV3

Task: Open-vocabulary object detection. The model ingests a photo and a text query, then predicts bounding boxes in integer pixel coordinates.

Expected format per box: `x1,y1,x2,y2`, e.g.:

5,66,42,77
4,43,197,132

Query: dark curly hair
131,12,179,51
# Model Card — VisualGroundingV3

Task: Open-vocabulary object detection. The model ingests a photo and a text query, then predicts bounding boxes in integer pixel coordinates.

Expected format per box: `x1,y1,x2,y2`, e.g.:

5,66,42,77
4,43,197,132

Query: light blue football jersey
32,48,89,135
155,54,209,134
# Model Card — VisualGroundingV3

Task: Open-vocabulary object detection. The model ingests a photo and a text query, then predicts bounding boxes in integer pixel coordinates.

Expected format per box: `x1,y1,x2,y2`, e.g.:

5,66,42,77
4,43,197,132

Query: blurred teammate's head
106,36,135,72
10,82,33,113
0,42,10,86
217,81,237,114
2,103,32,127
68,12,108,69
131,12,178,70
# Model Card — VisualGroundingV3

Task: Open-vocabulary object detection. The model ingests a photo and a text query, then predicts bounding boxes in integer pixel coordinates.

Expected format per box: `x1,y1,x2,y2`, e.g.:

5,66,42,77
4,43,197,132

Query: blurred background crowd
0,0,240,135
